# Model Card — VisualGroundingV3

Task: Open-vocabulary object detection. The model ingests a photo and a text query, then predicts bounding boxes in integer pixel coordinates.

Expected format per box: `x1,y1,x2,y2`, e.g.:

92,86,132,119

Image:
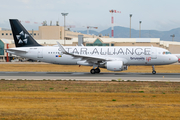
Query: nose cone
172,55,178,63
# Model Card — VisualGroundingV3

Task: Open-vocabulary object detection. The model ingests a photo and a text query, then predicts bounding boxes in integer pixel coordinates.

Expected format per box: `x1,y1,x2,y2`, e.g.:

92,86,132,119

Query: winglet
56,41,68,54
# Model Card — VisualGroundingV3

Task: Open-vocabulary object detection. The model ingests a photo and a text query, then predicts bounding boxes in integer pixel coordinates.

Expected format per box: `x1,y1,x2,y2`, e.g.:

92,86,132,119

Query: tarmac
0,72,180,82
0,62,180,82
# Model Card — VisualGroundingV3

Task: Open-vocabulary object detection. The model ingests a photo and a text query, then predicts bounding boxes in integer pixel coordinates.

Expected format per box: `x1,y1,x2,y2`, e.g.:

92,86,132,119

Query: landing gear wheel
90,68,101,74
152,65,156,74
95,68,100,73
90,69,96,74
152,70,156,74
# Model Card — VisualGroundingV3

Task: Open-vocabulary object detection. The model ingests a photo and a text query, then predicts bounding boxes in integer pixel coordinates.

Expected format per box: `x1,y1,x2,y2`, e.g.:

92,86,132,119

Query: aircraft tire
95,68,100,73
152,70,156,74
90,69,96,74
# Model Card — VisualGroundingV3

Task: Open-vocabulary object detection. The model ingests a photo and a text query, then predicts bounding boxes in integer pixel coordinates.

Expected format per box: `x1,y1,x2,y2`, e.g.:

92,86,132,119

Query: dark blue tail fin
9,19,41,47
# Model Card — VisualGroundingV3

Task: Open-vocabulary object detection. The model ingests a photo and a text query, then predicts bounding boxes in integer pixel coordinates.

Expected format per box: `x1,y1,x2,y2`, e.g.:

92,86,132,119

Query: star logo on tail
16,31,29,44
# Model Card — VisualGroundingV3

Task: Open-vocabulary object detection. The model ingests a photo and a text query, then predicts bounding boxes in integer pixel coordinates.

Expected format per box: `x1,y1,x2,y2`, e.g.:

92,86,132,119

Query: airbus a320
6,19,178,74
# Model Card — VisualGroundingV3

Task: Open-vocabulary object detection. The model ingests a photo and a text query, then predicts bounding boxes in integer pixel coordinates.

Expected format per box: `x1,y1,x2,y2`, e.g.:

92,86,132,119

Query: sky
1,0,180,32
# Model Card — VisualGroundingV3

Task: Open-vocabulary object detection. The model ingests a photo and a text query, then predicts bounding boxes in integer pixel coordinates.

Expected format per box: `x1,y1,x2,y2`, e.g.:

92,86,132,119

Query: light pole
170,34,175,41
130,14,132,38
139,21,142,38
61,13,68,46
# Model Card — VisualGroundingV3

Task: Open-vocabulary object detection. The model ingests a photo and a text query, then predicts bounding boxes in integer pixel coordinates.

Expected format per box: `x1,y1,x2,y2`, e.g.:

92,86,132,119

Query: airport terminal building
0,25,180,62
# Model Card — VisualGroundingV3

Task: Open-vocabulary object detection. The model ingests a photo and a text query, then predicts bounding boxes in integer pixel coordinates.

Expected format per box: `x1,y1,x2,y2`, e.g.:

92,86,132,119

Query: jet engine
105,61,128,71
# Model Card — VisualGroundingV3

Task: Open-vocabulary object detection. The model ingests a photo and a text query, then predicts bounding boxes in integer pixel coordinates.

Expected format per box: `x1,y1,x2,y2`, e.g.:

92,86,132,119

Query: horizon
1,24,180,32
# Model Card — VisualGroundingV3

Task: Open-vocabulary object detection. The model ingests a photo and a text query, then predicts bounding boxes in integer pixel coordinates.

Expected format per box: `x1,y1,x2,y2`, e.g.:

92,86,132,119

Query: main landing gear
90,67,100,74
152,65,156,74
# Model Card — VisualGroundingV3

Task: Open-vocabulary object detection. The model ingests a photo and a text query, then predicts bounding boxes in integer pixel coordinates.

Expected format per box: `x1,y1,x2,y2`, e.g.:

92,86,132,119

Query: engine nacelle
106,61,128,71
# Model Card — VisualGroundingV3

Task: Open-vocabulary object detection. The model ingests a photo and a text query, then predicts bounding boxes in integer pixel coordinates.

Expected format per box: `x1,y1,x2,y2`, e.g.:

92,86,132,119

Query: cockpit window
163,51,171,54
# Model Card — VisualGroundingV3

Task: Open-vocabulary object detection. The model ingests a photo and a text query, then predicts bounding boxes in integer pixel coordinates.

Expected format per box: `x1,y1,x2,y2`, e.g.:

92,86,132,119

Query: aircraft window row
48,52,61,54
163,51,171,54
48,51,148,55
65,52,120,54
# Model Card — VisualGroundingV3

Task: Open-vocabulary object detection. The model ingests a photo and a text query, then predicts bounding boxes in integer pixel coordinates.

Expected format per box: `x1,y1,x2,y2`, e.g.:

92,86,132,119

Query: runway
0,72,180,82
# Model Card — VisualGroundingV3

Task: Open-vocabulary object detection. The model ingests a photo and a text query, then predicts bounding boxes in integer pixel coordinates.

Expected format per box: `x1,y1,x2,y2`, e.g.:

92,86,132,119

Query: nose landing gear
152,65,156,74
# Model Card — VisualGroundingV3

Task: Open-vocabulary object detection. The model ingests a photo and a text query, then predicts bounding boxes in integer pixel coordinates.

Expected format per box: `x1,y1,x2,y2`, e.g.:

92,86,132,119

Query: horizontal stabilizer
5,49,27,53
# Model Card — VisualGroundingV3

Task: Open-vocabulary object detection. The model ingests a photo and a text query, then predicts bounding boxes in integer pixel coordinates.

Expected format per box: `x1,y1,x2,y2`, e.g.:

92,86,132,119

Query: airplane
6,19,179,74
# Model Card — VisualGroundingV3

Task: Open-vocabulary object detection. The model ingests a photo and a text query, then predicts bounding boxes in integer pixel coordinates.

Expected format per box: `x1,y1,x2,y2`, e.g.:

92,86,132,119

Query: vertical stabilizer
9,19,41,47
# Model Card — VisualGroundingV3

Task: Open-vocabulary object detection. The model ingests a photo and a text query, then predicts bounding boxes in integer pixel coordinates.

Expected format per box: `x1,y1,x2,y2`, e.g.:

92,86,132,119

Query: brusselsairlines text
61,47,152,56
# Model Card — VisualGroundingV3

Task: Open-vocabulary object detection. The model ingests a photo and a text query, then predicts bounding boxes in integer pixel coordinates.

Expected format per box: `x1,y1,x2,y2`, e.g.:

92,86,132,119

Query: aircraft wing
56,42,110,63
70,53,108,63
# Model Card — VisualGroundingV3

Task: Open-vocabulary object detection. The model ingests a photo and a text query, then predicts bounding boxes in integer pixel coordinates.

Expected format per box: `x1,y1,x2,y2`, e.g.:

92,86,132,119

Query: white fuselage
9,46,178,66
